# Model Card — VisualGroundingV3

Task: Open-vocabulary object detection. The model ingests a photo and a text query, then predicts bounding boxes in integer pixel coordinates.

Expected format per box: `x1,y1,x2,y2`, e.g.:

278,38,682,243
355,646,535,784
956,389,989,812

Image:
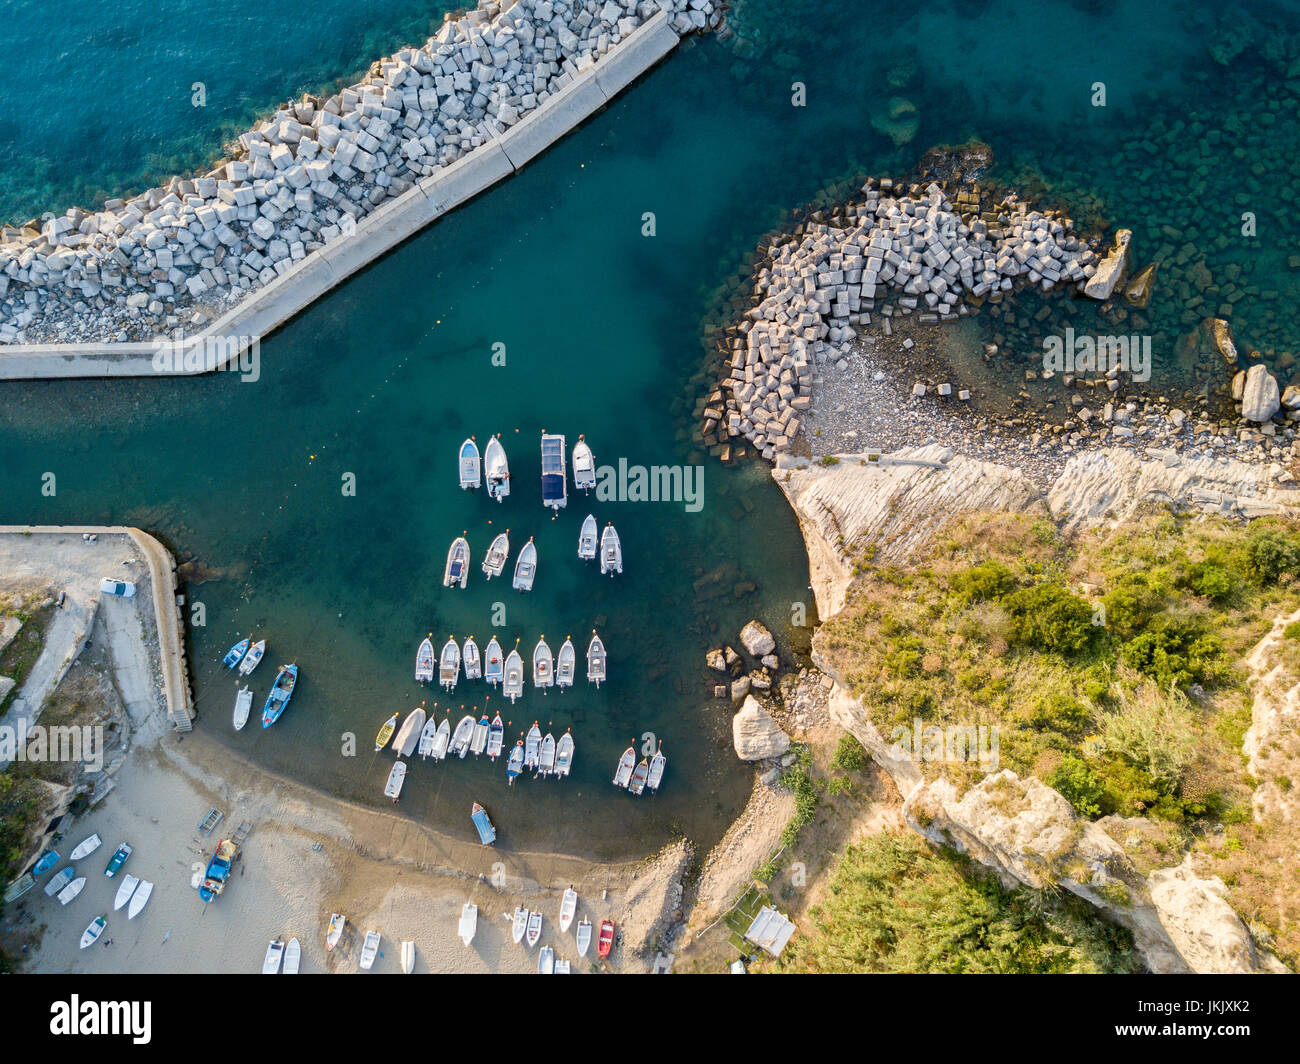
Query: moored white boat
484,636,504,685
512,907,529,944
555,729,575,778
628,757,650,796
417,714,441,757
58,876,87,906
393,705,427,757
555,958,570,974
613,746,636,788
70,834,102,861
459,437,481,490
556,637,575,688
45,866,75,896
482,531,510,579
444,535,470,589
485,435,510,501
539,945,555,974
128,880,153,919
572,434,595,492
325,913,346,951
600,522,622,575
575,918,592,957
578,513,598,560
487,714,504,760
401,940,416,974
384,760,407,801
233,685,253,731
533,637,553,689
540,432,567,511
587,631,607,688
415,636,435,683
559,887,578,933
439,638,461,691
513,537,537,591
263,939,285,974
503,647,524,703
359,929,381,970
283,937,301,974
80,916,106,950
459,902,478,947
238,638,266,676
470,715,490,756
430,717,452,760
524,722,542,770
526,910,543,948
537,732,556,777
113,873,139,911
463,636,482,680
506,740,524,784
451,714,476,758
647,742,667,792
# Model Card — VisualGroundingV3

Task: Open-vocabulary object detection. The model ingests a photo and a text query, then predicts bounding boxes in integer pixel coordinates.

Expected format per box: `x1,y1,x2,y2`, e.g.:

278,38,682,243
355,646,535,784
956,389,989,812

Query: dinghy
430,717,452,761
470,714,490,756
113,873,139,911
506,740,524,784
80,916,106,950
359,930,381,970
222,638,249,669
233,685,253,731
458,437,481,490
524,722,542,770
44,866,75,896
647,742,667,792
572,434,596,492
58,876,87,906
375,712,399,752
578,513,598,560
540,432,567,511
537,732,556,777
393,705,426,757
612,746,636,788
503,647,524,702
443,535,470,589
401,940,416,974
451,714,476,758
439,638,461,691
384,760,407,801
597,920,615,959
325,913,345,951
538,945,555,973
513,537,537,591
555,729,575,778
263,939,285,974
628,757,650,796
238,638,266,676
459,901,478,946
525,909,543,948
600,523,622,575
484,637,504,685
559,887,578,933
128,880,153,919
415,636,435,683
471,802,496,845
556,637,576,688
70,834,102,861
485,434,510,501
533,637,553,689
283,937,301,974
104,842,132,878
33,851,59,876
417,714,441,758
463,636,482,680
260,664,298,728
587,631,607,687
575,918,592,957
512,907,529,944
487,714,504,760
482,531,510,579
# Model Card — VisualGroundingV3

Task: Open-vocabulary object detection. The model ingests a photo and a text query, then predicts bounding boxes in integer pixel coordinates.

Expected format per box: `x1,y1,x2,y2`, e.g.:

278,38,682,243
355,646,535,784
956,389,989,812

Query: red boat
597,919,615,959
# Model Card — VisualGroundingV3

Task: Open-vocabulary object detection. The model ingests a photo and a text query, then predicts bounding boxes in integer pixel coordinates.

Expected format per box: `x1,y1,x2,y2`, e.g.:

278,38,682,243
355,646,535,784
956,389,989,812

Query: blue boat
222,638,250,668
471,802,496,846
32,851,60,876
261,664,299,729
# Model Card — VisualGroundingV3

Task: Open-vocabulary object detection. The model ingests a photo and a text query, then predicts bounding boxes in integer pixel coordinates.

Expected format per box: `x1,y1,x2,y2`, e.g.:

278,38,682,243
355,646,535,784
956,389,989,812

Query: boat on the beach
587,631,606,687
471,802,496,846
384,760,407,801
485,435,510,501
484,636,504,686
33,851,59,876
540,432,567,511
283,937,301,974
415,636,435,683
628,757,650,796
597,920,615,959
506,740,524,784
263,939,285,974
417,714,441,758
239,639,266,676
359,930,381,970
375,712,399,752
199,838,237,902
487,714,504,760
451,714,476,758
513,537,537,591
439,638,461,691
325,913,345,951
555,729,575,778
430,717,452,761
537,732,556,777
559,887,578,933
113,874,139,911
80,916,106,950
647,743,667,792
578,513,598,560
572,434,595,492
482,531,509,579
401,941,415,974
233,685,253,731
444,535,470,589
128,880,153,919
470,714,490,756
575,918,592,957
503,647,524,702
459,438,481,490
555,958,570,974
512,907,529,944
463,636,482,680
524,722,542,770
222,638,249,669
612,747,635,788
70,834,102,861
104,843,132,878
525,910,542,948
459,901,478,946
533,637,553,689
260,664,298,728
393,705,426,757
44,866,75,896
556,637,575,688
538,945,555,974
58,876,87,906
600,522,622,575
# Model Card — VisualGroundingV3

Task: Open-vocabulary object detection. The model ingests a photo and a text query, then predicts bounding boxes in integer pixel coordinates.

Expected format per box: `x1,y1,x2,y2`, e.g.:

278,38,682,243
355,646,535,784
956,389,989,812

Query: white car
99,579,136,598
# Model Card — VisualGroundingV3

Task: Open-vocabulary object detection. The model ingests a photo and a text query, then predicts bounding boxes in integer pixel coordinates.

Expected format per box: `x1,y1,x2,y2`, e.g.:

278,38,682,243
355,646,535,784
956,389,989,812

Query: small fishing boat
70,834,102,861
233,685,253,731
260,664,298,728
463,636,482,680
417,714,441,758
525,910,543,948
506,740,524,784
444,535,470,589
647,742,667,792
459,437,481,490
430,717,452,761
503,647,524,702
511,907,529,944
113,873,139,911
485,434,510,501
393,705,426,757
470,714,490,756
459,901,478,946
600,523,622,575
513,537,537,591
628,757,650,796
44,866,75,896
556,637,576,688
222,638,249,669
414,636,435,683
104,843,132,878
58,876,87,906
575,918,592,957
486,714,504,760
263,939,285,974
325,913,346,951
578,513,598,560
533,637,553,689
283,937,301,974
439,638,461,691
484,636,504,685
555,729,575,778
612,747,635,788
471,802,496,845
540,432,567,511
199,839,237,903
587,631,607,687
482,531,510,579
555,958,571,974
524,722,542,770
597,920,615,959
451,714,476,758
359,930,381,970
401,941,416,974
128,880,153,919
374,712,399,752
572,434,596,492
537,732,556,777
559,887,578,933
384,760,407,801
239,638,266,676
538,945,555,974
80,916,106,950
33,851,59,876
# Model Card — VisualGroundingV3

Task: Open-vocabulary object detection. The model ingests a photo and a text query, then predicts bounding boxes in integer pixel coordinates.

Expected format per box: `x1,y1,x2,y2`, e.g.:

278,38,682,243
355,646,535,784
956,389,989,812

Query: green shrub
1102,678,1197,791
1119,615,1226,690
1101,572,1169,639
1022,690,1093,734
1284,622,1300,641
1239,525,1300,586
1002,583,1096,654
949,561,1017,608
830,734,868,773
1184,561,1234,602
1047,755,1107,818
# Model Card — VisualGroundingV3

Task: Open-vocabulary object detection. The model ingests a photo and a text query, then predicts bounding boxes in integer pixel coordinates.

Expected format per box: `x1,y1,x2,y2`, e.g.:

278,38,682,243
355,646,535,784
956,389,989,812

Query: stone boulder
1082,228,1131,300
739,619,775,657
732,695,790,760
1241,363,1280,422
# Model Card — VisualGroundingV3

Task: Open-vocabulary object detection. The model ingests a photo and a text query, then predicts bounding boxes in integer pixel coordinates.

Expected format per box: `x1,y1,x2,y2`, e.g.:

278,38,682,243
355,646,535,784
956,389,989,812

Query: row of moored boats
443,518,621,591
416,631,606,697
223,636,300,731
458,431,597,510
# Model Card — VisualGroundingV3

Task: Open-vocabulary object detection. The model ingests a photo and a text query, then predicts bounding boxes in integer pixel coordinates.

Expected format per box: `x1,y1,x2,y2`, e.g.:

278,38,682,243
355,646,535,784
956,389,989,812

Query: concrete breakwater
0,0,721,378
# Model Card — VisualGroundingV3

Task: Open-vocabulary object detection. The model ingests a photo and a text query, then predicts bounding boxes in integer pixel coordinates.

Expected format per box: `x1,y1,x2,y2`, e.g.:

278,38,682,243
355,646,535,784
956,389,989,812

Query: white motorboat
512,907,529,944
503,647,524,703
485,435,510,501
540,432,567,511
533,637,553,690
233,685,253,730
484,636,505,686
537,732,556,776
539,945,555,974
647,742,667,792
506,740,524,784
513,537,537,591
393,705,427,757
417,713,441,757
575,918,592,957
359,929,381,970
482,531,510,579
459,901,478,946
554,958,570,974
600,523,622,575
80,916,106,950
556,637,576,688
526,910,543,948
113,873,139,911
559,887,578,933
439,638,461,691
486,714,504,760
524,722,542,770
578,513,598,560
463,636,482,680
128,880,153,919
58,876,87,906
414,636,435,683
587,631,607,687
459,437,481,490
613,746,636,788
430,716,452,760
238,638,266,676
470,715,490,756
572,434,596,492
283,937,301,974
384,760,407,801
326,913,346,951
263,939,285,974
555,729,575,778
444,536,470,589
451,714,476,758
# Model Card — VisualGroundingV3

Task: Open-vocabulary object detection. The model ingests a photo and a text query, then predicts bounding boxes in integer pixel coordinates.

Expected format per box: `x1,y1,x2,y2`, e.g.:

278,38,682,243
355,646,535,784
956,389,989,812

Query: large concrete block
494,75,607,169
591,10,679,100
420,141,513,211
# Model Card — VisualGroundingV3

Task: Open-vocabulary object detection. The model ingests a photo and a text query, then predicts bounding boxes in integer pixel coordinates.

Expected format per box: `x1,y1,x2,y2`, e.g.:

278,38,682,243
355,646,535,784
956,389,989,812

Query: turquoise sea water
3,0,1300,857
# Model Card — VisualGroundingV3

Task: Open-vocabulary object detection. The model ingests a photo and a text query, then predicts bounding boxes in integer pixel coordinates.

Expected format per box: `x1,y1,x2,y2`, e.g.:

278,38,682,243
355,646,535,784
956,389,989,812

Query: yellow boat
375,712,399,752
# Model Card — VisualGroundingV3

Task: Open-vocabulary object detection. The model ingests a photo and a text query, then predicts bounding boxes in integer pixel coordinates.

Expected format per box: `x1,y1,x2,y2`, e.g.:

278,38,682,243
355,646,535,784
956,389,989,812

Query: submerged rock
1122,262,1158,308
